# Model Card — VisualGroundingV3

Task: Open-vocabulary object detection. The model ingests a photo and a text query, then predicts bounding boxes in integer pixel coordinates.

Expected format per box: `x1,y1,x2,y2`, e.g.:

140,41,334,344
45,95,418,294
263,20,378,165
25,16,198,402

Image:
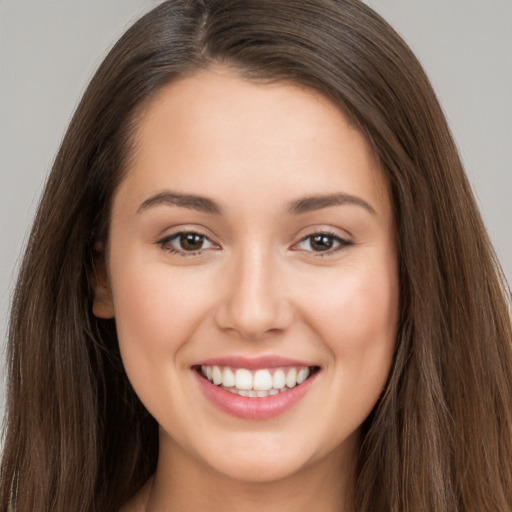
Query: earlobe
93,290,115,319
91,244,115,319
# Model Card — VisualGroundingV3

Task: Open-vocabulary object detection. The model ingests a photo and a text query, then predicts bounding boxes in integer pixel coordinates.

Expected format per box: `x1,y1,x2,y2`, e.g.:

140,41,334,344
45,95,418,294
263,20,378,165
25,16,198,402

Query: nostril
213,302,295,340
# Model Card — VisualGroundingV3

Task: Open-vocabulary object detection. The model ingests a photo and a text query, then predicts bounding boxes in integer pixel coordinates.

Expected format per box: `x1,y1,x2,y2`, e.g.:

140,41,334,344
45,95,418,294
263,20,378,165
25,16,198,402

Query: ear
91,243,115,319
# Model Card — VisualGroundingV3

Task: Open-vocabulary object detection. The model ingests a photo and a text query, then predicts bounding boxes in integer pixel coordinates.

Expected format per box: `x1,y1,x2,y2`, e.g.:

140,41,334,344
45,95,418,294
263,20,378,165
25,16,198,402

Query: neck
144,432,358,512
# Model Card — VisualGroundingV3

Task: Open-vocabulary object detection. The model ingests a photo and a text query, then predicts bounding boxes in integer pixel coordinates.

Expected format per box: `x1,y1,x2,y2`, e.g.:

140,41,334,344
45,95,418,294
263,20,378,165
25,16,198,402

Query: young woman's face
95,69,399,483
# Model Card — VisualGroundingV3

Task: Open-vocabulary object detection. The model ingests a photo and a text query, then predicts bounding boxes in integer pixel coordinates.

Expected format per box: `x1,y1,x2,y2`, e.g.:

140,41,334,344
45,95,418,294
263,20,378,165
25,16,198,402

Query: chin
193,429,337,484
208,451,313,484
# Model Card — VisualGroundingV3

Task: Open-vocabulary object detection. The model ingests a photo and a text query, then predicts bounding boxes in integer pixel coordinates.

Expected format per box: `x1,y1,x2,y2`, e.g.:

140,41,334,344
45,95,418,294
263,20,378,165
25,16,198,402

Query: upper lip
193,355,317,369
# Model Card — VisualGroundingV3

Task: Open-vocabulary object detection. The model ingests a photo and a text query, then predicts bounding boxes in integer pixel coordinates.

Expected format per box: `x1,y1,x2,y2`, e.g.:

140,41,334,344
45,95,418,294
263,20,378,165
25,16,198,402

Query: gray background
1,1,511,416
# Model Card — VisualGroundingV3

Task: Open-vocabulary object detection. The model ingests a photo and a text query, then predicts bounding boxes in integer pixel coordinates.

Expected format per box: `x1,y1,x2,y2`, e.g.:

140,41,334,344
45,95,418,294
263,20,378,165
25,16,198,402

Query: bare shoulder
118,478,152,512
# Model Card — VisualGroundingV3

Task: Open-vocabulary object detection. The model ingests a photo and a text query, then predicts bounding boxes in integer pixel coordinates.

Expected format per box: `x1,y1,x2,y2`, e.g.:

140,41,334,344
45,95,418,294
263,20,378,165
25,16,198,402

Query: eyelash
294,230,353,257
157,230,216,257
156,230,352,257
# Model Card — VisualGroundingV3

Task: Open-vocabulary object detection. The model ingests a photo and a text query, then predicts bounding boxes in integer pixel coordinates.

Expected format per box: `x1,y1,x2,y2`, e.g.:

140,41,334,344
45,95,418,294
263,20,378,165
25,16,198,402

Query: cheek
109,256,217,379
301,262,399,351
108,258,220,424
304,260,398,426
298,254,399,419
271,258,399,461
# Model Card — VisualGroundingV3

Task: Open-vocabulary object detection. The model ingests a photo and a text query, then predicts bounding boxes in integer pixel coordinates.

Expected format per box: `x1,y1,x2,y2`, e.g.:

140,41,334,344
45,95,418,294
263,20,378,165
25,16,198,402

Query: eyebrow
136,190,376,216
288,193,376,216
137,191,222,215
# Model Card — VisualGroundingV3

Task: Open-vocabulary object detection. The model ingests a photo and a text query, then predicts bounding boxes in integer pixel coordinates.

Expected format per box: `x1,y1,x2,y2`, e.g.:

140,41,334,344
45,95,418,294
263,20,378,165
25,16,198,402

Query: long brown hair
2,1,511,510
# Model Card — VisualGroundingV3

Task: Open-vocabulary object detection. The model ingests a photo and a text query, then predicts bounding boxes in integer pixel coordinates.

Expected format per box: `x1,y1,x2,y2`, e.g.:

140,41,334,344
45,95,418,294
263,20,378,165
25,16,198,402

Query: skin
94,68,399,512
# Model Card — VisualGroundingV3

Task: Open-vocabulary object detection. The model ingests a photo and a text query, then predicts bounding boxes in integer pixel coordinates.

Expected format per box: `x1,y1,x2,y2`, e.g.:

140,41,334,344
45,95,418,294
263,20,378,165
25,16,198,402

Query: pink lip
194,355,313,369
193,367,319,420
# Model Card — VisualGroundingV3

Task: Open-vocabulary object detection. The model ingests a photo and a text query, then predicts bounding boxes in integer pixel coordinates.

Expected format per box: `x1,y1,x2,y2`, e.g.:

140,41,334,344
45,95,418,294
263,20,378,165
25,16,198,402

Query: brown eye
294,232,351,255
179,233,205,251
158,231,216,255
310,234,335,251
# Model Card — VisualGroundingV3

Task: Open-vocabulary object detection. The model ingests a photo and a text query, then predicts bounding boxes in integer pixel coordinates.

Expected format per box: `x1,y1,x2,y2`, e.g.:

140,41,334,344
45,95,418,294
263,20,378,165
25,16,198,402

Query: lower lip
194,370,318,420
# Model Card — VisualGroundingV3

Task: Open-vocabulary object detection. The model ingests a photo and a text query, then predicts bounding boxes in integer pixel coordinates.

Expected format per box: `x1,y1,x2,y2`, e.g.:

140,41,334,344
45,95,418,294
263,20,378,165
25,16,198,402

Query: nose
214,244,294,340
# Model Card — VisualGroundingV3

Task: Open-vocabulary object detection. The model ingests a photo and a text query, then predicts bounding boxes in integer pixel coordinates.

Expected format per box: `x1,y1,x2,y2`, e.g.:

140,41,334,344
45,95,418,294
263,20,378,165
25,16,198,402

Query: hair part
2,1,511,511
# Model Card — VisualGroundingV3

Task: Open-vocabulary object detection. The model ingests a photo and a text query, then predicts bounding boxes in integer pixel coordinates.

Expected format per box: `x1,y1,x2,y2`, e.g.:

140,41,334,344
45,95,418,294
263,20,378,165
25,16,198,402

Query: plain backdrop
1,1,511,416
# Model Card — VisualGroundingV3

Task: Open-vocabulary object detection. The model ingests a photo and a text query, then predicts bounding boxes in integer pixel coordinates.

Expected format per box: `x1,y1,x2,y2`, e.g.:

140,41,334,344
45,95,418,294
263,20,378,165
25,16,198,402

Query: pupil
311,234,333,251
180,233,203,251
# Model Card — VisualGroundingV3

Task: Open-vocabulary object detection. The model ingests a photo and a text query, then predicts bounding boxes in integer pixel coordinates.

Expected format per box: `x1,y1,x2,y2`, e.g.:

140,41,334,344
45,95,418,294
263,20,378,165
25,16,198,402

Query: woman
2,1,511,511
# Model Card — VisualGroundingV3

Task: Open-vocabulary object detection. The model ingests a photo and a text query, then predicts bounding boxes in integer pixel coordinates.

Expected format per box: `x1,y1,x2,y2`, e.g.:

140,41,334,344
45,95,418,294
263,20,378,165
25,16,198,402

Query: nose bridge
215,240,291,338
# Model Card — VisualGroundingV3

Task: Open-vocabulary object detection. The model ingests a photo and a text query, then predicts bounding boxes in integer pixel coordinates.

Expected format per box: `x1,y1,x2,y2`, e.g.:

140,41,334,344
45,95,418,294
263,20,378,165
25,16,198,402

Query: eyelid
156,227,220,256
155,225,352,257
290,229,353,257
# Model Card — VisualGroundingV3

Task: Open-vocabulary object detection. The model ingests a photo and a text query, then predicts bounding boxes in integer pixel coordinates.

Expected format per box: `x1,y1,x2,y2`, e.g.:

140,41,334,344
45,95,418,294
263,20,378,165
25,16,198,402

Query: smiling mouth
195,365,320,397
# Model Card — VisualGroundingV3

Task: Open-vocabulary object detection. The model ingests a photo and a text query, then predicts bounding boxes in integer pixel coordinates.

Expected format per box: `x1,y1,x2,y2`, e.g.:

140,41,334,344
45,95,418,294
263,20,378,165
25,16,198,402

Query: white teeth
272,369,286,389
285,367,297,388
297,367,310,384
225,387,291,397
235,369,253,390
253,369,273,391
200,364,315,394
212,366,223,385
223,367,235,388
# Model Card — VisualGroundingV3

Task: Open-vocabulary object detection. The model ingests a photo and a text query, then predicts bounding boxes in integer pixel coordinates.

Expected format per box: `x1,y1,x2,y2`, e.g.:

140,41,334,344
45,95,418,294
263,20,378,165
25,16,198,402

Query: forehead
117,68,391,221
135,68,365,157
